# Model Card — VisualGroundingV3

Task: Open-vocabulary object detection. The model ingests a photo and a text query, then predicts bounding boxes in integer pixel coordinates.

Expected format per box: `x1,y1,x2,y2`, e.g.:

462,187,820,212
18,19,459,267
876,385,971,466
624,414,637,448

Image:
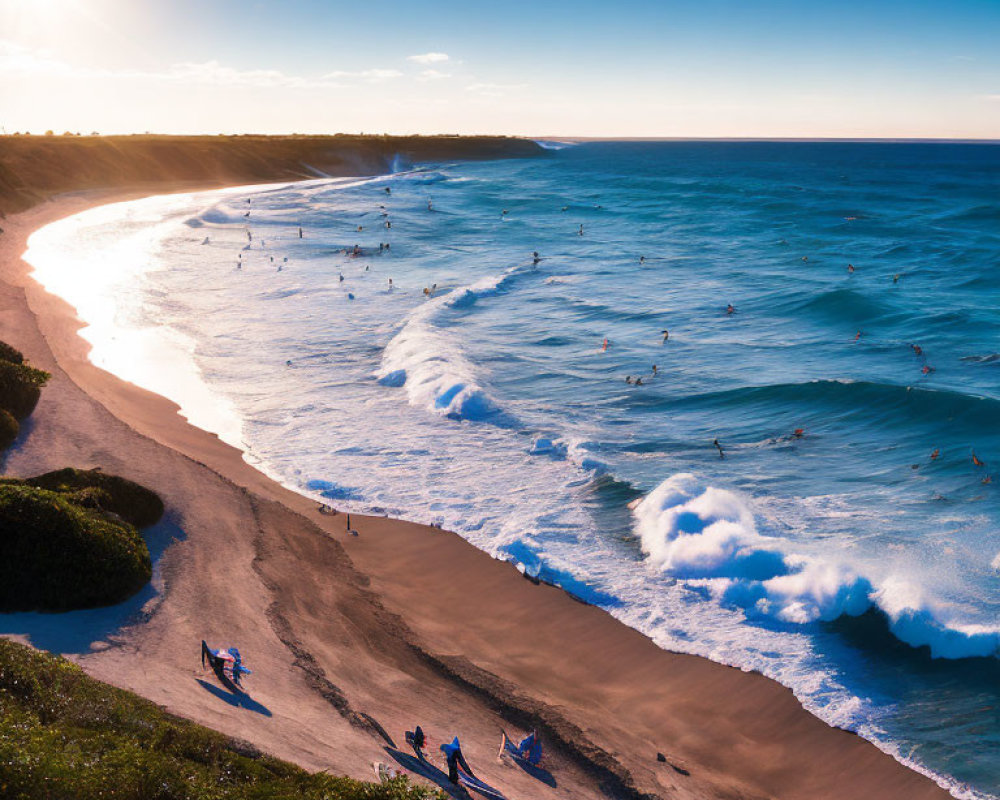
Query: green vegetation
0,340,49,450
0,470,164,611
15,467,165,528
0,409,17,450
0,483,152,611
0,639,439,800
0,341,24,365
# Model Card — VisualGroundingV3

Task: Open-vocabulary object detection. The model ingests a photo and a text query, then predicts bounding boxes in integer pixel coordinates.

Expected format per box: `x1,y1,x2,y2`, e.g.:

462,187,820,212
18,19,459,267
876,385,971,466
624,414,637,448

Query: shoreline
0,186,956,799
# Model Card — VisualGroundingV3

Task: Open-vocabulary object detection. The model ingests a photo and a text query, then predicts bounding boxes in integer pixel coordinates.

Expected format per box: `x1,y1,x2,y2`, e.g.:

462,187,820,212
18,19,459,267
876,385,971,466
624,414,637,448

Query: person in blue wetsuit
517,729,543,765
440,736,473,784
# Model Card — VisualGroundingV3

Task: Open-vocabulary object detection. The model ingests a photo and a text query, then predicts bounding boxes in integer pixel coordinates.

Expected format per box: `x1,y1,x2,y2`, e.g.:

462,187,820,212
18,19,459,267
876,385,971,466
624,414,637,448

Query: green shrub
18,468,165,527
0,407,18,449
0,639,441,799
0,339,24,364
0,484,152,611
0,358,50,419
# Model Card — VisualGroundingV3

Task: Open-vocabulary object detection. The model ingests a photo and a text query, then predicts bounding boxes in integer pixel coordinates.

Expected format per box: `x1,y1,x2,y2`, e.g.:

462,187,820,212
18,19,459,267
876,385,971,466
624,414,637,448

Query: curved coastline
0,179,959,799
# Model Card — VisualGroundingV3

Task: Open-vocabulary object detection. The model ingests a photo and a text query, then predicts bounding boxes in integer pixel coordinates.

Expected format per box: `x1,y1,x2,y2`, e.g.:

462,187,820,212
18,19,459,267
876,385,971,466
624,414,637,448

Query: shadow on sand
195,678,272,717
0,517,185,654
502,740,557,788
384,748,472,800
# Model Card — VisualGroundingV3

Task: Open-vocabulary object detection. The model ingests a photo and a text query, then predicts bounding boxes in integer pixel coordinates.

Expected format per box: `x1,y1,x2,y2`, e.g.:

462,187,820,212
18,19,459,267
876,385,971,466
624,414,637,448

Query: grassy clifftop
0,134,543,216
0,638,438,799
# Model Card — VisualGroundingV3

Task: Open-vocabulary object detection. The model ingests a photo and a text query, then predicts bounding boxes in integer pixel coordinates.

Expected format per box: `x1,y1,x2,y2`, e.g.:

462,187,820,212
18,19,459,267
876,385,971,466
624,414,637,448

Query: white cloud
323,68,403,81
466,82,526,97
408,52,449,64
418,69,451,81
168,61,323,88
0,42,412,89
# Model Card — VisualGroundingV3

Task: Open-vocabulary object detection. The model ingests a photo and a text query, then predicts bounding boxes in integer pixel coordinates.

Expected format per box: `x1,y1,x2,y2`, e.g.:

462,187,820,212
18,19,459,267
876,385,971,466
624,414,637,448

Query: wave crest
633,473,1000,660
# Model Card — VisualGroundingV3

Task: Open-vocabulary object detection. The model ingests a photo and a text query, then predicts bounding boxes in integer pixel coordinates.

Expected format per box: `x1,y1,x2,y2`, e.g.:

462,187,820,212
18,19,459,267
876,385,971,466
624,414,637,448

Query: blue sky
1,0,997,137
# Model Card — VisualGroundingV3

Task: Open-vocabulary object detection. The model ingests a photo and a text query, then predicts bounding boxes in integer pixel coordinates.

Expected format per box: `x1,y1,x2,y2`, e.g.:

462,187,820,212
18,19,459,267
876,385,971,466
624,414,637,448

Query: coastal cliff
0,134,543,217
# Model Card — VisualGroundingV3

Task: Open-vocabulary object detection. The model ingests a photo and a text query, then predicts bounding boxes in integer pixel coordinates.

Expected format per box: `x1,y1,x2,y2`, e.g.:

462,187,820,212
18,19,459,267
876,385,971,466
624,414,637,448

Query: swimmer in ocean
532,251,541,264
662,330,669,342
639,256,645,265
578,224,584,236
973,451,985,467
848,263,855,274
930,448,940,460
602,337,608,352
713,439,725,459
727,304,735,315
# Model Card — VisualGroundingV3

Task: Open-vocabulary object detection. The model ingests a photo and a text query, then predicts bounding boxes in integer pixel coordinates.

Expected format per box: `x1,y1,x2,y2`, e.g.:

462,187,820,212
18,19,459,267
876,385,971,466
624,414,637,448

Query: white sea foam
633,473,1000,660
376,267,525,421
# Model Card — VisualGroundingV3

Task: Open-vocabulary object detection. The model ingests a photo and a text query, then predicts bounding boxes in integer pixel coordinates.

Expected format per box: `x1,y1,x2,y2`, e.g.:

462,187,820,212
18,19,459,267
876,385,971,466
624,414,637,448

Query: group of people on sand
201,640,548,796
401,724,544,789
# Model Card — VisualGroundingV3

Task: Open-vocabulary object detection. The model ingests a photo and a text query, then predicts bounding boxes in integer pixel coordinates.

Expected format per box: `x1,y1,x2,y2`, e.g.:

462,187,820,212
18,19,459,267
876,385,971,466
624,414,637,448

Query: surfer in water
532,251,541,264
848,263,856,274
640,255,646,265
601,337,609,352
578,224,584,236
713,439,725,459
972,451,985,467
726,303,735,315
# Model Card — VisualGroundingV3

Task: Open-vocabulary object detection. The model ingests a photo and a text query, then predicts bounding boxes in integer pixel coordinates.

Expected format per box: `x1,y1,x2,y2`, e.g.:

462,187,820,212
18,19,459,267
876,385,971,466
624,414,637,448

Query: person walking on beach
714,439,725,459
440,737,474,785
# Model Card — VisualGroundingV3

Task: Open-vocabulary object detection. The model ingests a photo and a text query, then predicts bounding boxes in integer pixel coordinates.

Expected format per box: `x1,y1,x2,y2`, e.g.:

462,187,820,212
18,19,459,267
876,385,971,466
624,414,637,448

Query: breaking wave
376,266,527,422
633,474,1000,660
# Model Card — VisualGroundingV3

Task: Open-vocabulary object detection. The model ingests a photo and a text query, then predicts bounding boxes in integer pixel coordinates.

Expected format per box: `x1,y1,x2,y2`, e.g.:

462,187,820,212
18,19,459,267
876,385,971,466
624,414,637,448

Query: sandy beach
0,171,955,799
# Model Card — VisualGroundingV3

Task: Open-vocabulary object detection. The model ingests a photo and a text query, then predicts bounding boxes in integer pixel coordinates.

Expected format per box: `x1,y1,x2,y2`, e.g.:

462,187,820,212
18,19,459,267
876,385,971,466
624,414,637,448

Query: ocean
25,141,1000,798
